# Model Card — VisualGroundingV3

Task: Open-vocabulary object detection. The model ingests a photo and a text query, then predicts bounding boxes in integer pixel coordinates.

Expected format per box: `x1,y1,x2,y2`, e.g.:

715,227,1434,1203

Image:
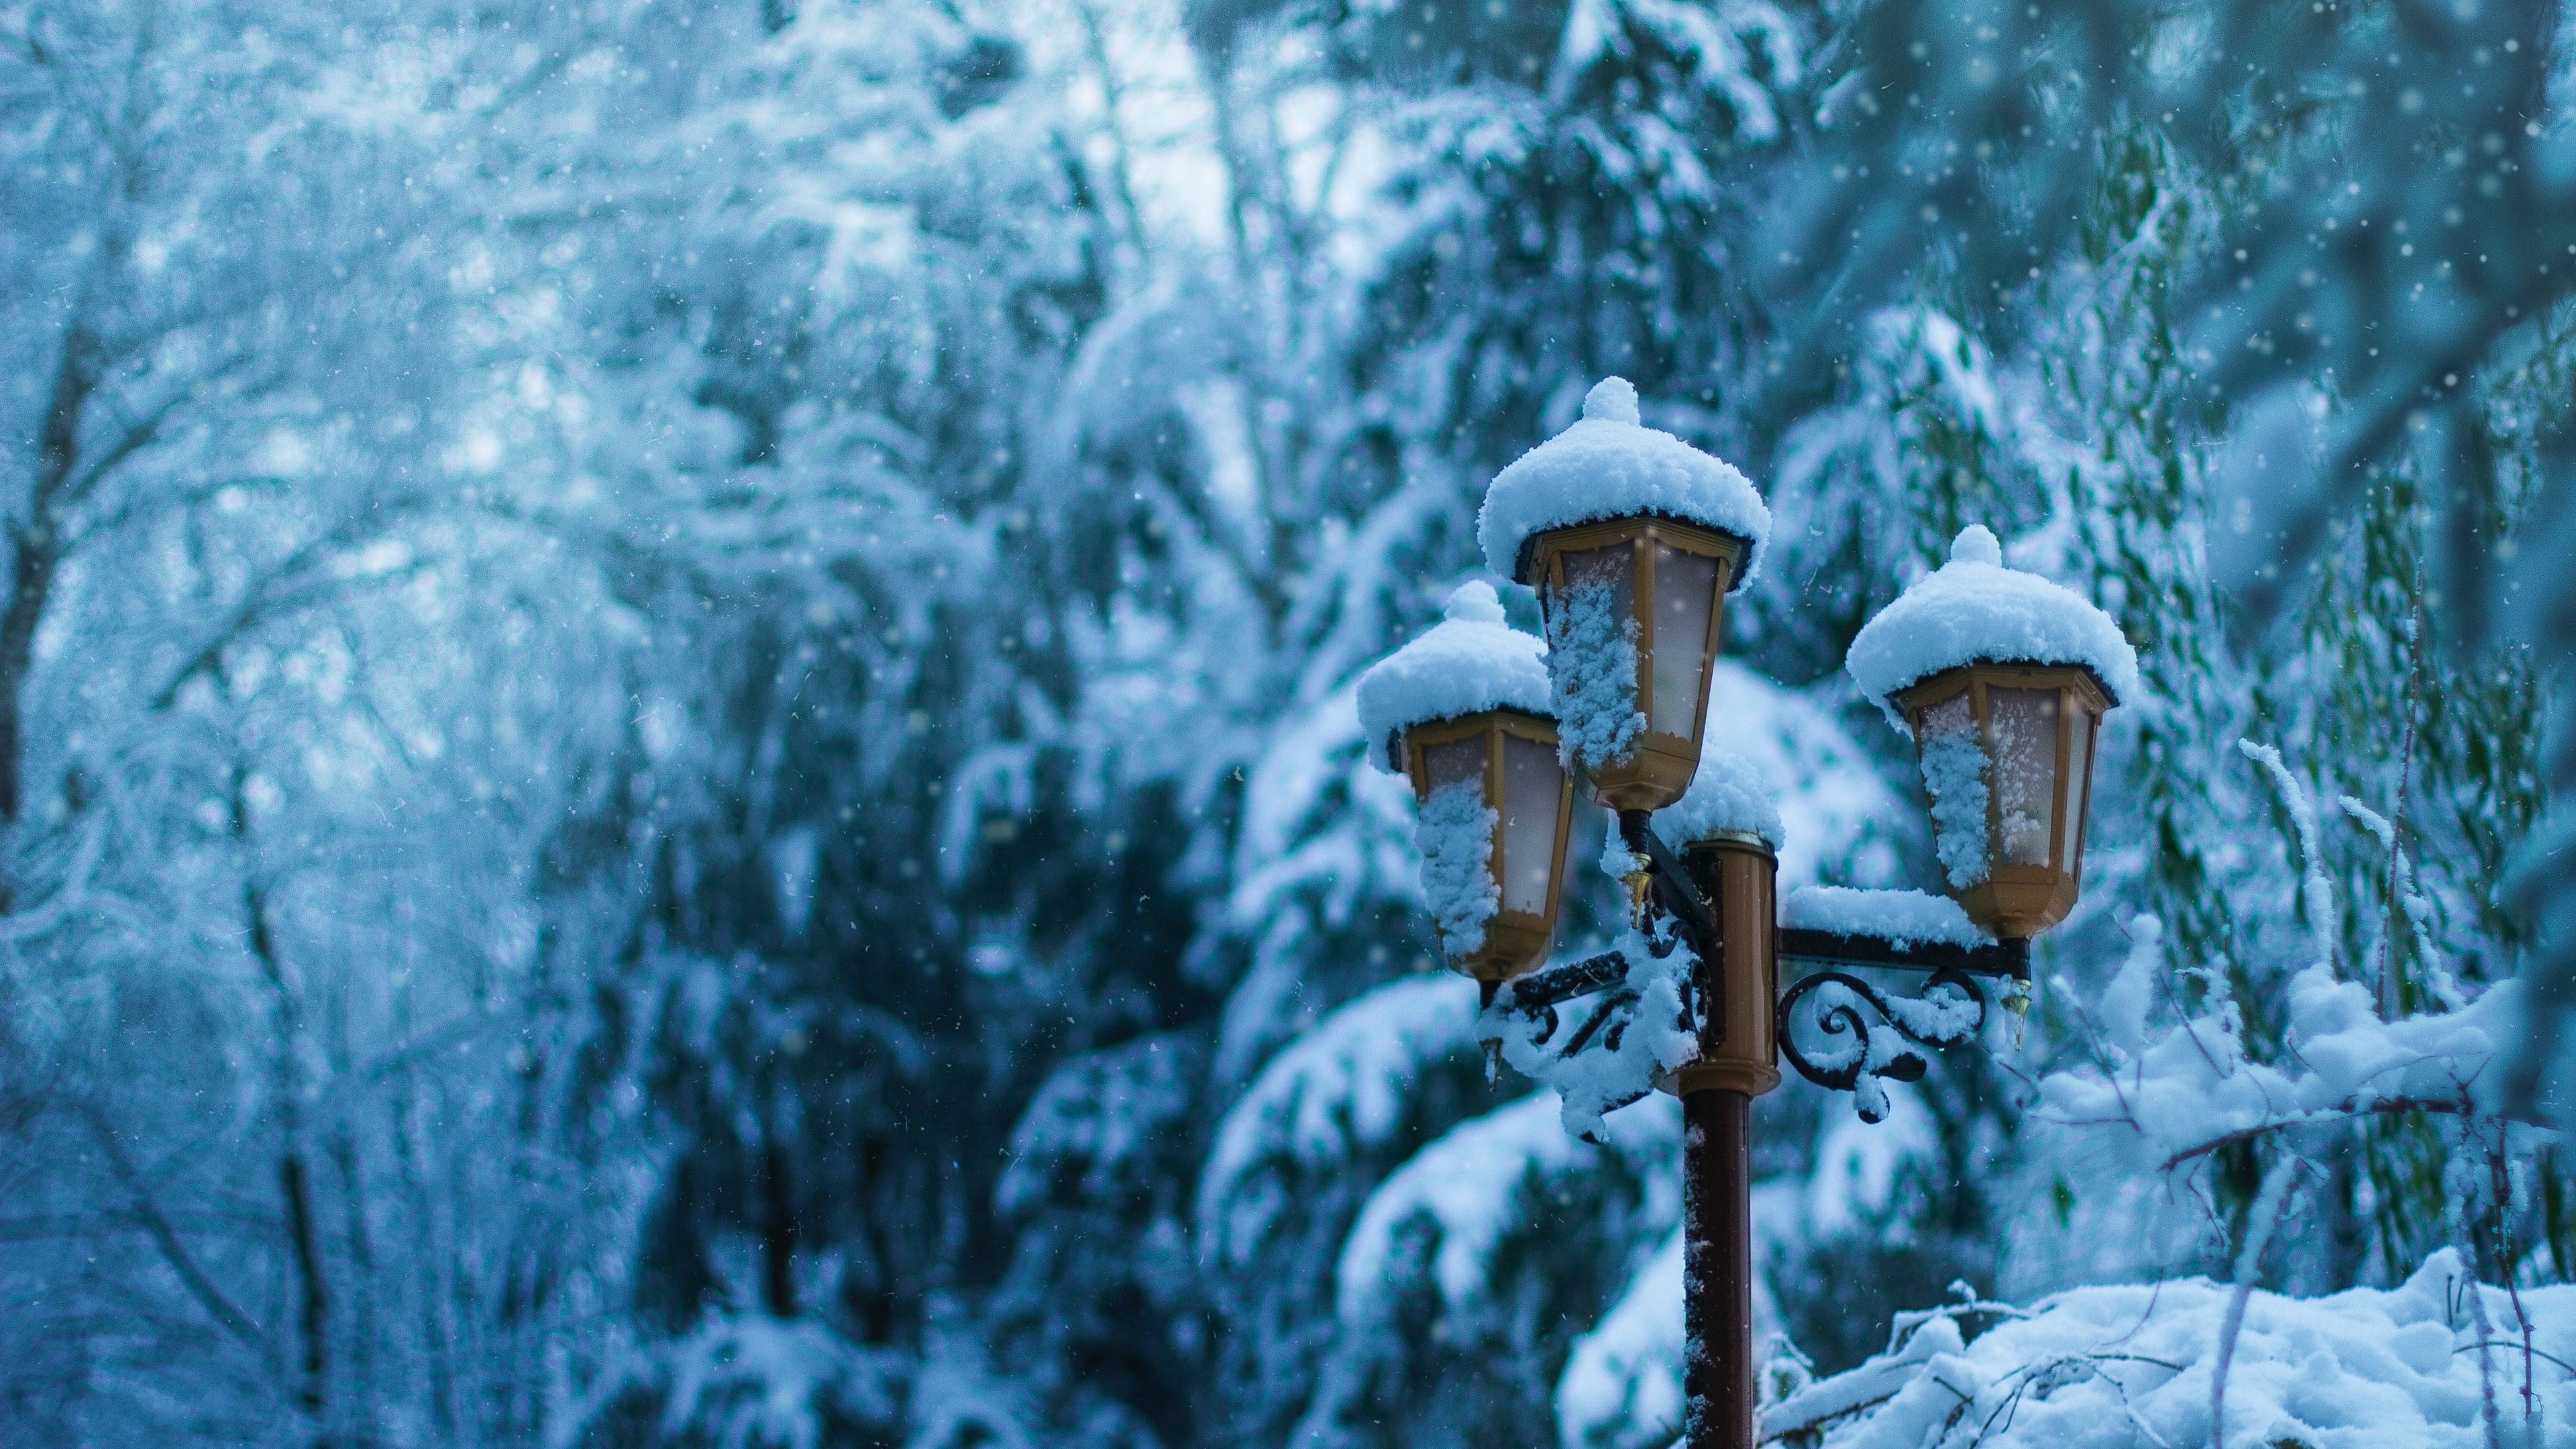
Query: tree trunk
760,1140,799,1316
279,1146,329,1419
240,770,331,1431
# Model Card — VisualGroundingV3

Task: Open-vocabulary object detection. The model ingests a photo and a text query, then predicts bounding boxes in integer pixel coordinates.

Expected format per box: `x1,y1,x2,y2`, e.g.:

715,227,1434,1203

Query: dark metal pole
1682,1086,1755,1449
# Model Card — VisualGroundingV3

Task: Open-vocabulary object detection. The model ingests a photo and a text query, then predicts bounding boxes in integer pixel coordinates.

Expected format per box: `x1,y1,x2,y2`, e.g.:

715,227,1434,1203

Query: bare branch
2158,1095,2475,1173
81,1106,272,1360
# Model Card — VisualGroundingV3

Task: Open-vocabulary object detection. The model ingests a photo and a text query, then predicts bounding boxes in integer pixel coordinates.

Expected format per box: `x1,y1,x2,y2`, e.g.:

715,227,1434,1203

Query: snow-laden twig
2492,1132,2543,1438
2210,1153,2303,1449
2239,739,2336,969
2339,793,2464,1011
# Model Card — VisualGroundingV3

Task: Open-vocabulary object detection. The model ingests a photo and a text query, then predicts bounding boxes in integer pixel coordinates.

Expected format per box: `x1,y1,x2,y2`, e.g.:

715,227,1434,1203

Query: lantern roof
1652,738,1785,853
1844,525,2140,718
1477,377,1772,588
1356,582,1554,770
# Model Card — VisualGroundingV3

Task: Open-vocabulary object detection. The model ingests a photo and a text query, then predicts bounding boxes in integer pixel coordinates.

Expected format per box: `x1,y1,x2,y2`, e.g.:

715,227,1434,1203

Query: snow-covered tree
5,1,2573,1448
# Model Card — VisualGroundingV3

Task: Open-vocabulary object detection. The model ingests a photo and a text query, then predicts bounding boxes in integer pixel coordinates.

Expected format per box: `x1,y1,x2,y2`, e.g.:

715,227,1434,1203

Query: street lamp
1369,384,2137,1449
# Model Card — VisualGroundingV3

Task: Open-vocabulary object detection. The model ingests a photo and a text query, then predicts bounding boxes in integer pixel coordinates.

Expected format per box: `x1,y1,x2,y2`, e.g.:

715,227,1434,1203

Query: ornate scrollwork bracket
1478,819,1714,1128
1773,930,2028,1122
1481,808,1718,1071
1480,940,1683,1123
1484,869,2037,1126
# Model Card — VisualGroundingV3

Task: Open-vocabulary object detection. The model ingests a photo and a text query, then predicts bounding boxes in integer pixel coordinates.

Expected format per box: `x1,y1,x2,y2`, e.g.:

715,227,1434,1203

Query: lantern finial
1442,578,1509,625
1949,523,2002,568
1845,521,2139,718
1581,376,1640,425
1355,582,1551,772
1476,377,1770,589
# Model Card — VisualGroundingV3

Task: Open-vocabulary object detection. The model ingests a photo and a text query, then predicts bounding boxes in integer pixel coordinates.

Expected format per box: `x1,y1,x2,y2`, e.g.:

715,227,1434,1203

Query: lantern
1891,663,2112,938
1358,582,1574,981
1395,708,1576,979
1522,516,1746,810
1843,525,2138,941
1475,377,1772,814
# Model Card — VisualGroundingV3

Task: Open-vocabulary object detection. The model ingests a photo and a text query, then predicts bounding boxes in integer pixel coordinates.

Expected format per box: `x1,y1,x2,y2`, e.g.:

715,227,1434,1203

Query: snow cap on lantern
1844,525,2138,939
1844,524,2139,719
1477,378,1774,812
1476,378,1773,588
1356,581,1552,772
1357,582,1573,981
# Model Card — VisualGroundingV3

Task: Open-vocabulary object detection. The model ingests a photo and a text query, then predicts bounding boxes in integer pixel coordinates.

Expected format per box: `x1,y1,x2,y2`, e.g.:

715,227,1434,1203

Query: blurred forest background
3,0,2573,1446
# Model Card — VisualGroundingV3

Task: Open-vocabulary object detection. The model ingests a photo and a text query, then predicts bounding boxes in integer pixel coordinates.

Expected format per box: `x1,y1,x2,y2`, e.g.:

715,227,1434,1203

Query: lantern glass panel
1556,543,1635,617
1421,737,1485,794
1988,686,2059,867
1648,541,1721,737
2061,704,2095,873
1499,733,1564,914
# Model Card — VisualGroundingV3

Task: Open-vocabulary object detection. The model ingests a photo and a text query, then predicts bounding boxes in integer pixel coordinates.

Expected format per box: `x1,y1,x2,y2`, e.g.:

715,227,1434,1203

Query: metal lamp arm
1613,810,1719,949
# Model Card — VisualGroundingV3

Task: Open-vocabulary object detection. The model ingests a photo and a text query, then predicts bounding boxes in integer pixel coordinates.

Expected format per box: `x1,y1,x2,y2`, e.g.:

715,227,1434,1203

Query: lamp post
1360,380,2138,1449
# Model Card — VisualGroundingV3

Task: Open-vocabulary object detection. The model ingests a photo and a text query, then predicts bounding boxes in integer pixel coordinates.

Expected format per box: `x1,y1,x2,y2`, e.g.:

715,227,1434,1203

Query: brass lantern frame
1520,515,1750,812
1397,708,1576,981
1891,661,2113,939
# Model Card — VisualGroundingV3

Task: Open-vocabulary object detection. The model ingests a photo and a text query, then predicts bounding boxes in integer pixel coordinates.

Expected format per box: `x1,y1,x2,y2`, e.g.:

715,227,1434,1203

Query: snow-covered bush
1768,1252,2571,1448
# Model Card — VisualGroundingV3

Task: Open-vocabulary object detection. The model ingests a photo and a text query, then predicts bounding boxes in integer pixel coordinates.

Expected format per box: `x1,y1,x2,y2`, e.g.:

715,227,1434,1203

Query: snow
996,1033,1198,1216
1556,1222,1792,1449
1415,780,1500,956
1333,1091,1678,1322
1786,969,1987,1124
2339,794,2462,1009
2243,738,2340,967
1843,524,2141,719
1919,721,1992,888
1483,926,1700,1140
1355,581,1554,771
576,1316,906,1449
1767,1250,2573,1448
2041,961,2528,1171
1802,1085,1939,1238
2093,914,2166,1057
37,2,2576,1444
1690,661,1907,891
1554,1230,1688,1449
1651,736,1786,853
1197,976,1480,1269
1478,376,1774,587
1601,820,1647,880
1782,885,1992,949
1546,566,1647,774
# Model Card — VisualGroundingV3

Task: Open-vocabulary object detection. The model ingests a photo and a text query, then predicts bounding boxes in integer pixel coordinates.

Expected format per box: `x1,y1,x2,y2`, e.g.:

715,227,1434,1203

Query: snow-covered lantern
1478,378,1771,812
1845,526,2139,939
1359,583,1576,981
1651,741,1784,1098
